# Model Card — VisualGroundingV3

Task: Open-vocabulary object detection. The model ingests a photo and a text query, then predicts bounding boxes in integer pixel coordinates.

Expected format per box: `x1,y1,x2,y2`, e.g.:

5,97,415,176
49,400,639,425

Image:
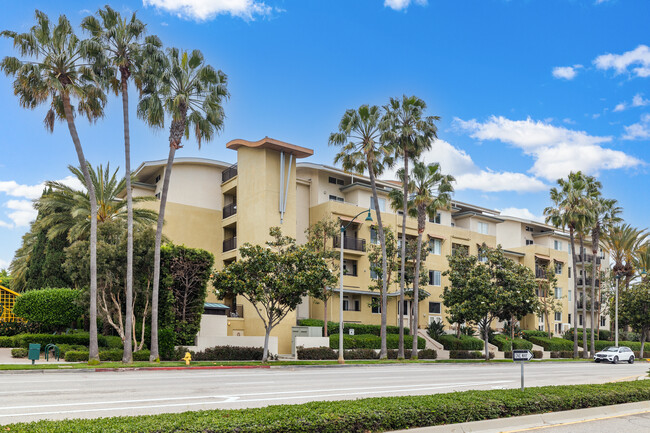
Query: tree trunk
546,311,552,338
150,143,178,361
579,235,588,358
570,228,579,358
511,315,515,340
398,155,409,359
590,228,599,358
323,236,328,337
61,92,99,362
640,329,646,359
367,163,388,359
121,73,134,364
411,215,424,359
262,326,272,363
484,318,490,361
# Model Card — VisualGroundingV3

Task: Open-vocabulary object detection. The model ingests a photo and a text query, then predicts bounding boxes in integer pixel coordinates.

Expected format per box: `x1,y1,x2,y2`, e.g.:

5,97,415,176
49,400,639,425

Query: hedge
174,346,265,361
12,288,83,329
450,350,495,359
527,336,573,351
437,334,484,351
11,348,27,358
7,333,111,349
64,349,151,362
7,381,650,433
551,351,584,358
521,329,549,339
589,340,650,352
329,334,424,350
563,328,612,341
298,319,407,336
296,347,437,360
489,335,533,352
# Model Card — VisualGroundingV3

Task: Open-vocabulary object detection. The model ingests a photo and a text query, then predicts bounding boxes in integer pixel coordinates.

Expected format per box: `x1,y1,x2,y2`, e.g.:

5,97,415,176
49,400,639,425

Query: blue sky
1,0,649,269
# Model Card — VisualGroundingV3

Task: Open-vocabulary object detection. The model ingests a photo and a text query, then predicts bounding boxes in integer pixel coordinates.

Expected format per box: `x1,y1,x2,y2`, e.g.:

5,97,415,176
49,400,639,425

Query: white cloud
622,113,650,140
384,0,427,11
498,207,544,223
0,258,9,269
614,103,627,112
6,200,37,227
563,118,576,125
454,115,643,181
594,45,650,78
552,65,581,80
0,220,12,229
0,181,45,200
143,0,273,20
613,93,649,112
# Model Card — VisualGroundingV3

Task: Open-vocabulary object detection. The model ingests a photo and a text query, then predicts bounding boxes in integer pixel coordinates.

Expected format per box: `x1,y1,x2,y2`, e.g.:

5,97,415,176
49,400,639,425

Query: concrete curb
390,400,650,433
94,365,271,372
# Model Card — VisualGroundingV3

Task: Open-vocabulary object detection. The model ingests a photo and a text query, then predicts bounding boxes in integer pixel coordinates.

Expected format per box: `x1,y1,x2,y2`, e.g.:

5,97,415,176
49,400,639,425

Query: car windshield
605,347,619,352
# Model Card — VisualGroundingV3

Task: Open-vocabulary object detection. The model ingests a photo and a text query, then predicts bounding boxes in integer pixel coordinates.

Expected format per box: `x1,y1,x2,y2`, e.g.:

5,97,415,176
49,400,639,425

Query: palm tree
81,5,160,364
329,105,393,358
383,95,439,358
1,11,107,361
544,171,591,358
635,243,650,282
602,224,647,290
138,48,228,361
390,161,454,358
37,164,158,240
587,197,621,356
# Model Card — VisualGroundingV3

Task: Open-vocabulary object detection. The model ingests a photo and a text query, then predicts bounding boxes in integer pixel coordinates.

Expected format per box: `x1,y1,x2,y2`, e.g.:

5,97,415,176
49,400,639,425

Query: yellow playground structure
0,285,20,322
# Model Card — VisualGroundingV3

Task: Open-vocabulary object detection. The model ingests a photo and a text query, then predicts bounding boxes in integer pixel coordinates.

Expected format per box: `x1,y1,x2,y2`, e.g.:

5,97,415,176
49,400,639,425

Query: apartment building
129,137,609,354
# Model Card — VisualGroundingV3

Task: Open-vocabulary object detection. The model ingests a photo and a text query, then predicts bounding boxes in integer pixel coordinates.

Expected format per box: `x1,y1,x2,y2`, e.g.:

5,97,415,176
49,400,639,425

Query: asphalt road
512,411,650,433
0,362,647,425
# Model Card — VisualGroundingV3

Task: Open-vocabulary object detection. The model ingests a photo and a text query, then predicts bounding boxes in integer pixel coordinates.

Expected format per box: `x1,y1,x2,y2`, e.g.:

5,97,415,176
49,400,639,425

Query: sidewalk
390,401,650,433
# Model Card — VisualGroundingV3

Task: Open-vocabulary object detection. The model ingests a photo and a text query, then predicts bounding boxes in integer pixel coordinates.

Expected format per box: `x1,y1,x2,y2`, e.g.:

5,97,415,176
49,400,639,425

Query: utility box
291,326,323,355
28,343,40,365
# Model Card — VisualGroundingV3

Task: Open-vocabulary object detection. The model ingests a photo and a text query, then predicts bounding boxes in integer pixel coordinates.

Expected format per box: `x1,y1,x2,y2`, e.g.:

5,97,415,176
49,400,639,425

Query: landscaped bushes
298,319,407,336
563,328,612,341
296,347,437,360
450,350,494,359
490,334,532,352
551,351,584,358
437,334,483,351
527,336,573,351
64,350,89,362
12,288,83,330
64,349,151,362
590,340,650,352
521,329,549,339
329,334,424,350
0,321,40,337
14,333,111,349
11,348,27,358
297,347,337,360
175,346,265,361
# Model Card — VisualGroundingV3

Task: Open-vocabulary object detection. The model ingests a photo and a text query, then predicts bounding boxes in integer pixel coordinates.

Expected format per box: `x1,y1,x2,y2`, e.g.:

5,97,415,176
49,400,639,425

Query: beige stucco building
130,137,610,354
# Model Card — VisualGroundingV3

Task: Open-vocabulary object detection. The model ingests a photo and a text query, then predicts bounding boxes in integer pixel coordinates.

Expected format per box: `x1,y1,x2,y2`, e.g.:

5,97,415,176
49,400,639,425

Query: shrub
56,344,87,356
99,349,124,362
64,350,89,362
489,334,512,352
459,325,476,336
437,334,483,350
426,320,445,340
527,336,573,351
563,328,612,341
386,349,437,360
591,340,650,352
329,334,424,350
521,329,548,339
11,348,28,358
105,336,124,349
450,350,494,359
297,346,337,360
512,339,533,350
159,328,176,361
133,350,151,361
297,319,407,336
14,333,109,348
12,288,83,329
175,345,265,361
0,336,17,347
343,349,379,360
551,351,584,358
0,321,40,336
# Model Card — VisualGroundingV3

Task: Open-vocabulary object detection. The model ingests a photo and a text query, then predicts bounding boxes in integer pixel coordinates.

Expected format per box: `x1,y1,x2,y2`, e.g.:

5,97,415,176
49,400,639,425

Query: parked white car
594,346,634,364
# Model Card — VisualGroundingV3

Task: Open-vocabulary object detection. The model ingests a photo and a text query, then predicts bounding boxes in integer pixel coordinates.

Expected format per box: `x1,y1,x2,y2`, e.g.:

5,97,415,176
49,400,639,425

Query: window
478,251,488,263
452,243,468,256
525,226,534,232
555,312,562,321
343,296,361,312
429,238,442,255
370,267,378,279
554,287,562,299
370,197,386,212
568,290,572,302
477,222,489,235
601,316,606,327
568,244,571,255
539,315,544,323
553,240,562,251
371,297,381,314
568,313,572,324
579,314,583,326
526,239,534,245
155,174,161,183
555,262,563,275
370,228,378,245
429,270,441,286
429,302,441,314
328,176,344,185
568,267,572,278
329,195,344,203
429,213,441,224
343,260,357,277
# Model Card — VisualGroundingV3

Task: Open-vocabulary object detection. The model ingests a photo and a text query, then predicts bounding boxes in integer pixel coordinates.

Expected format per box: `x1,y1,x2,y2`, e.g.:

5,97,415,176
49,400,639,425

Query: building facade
130,137,610,354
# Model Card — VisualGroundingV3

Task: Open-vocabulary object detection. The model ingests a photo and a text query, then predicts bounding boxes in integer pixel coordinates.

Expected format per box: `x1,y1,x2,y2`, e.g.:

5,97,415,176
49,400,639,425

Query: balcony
574,254,601,265
223,202,237,219
333,236,366,252
576,300,601,311
222,164,238,183
577,278,600,287
535,267,547,279
223,237,237,252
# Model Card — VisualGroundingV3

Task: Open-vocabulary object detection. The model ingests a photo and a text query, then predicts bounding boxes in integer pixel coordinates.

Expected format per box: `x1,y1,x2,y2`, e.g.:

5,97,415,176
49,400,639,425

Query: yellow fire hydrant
183,351,192,366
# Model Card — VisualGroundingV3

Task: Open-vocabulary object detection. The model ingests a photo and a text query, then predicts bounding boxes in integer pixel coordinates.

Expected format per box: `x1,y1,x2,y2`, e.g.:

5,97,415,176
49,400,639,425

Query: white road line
0,388,81,395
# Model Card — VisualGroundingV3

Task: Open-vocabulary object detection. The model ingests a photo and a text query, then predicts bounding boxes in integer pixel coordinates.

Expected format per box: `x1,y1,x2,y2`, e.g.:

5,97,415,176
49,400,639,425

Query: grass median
8,379,650,432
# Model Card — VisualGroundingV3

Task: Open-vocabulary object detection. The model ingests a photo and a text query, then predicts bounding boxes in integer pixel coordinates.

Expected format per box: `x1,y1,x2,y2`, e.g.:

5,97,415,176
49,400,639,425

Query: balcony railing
222,164,238,183
577,278,600,287
223,237,237,252
576,300,600,311
574,254,601,265
333,236,366,252
535,268,547,279
223,202,237,219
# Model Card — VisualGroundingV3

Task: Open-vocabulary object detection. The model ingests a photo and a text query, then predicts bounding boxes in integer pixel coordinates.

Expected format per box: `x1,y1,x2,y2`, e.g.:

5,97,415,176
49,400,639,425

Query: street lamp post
614,273,621,347
338,209,373,364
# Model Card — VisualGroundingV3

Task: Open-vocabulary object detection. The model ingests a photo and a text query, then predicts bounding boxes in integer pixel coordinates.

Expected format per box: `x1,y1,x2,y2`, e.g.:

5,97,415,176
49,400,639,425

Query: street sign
512,349,533,362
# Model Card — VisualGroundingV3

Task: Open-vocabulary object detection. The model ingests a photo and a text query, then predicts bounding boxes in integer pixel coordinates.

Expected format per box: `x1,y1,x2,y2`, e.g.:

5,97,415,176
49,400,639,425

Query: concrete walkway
390,400,650,433
0,348,67,365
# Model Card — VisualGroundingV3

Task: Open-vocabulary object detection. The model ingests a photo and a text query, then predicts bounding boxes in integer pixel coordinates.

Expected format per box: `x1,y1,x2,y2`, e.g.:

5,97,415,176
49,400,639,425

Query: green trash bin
28,343,40,365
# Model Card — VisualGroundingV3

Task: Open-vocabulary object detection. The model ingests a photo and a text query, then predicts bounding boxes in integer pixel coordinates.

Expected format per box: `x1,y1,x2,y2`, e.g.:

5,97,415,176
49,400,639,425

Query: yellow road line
502,409,650,432
611,374,645,382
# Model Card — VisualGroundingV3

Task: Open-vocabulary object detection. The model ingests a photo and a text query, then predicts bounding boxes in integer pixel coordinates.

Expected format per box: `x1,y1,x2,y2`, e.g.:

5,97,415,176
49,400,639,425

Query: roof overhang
452,211,504,223
226,137,313,158
132,157,232,182
503,249,526,257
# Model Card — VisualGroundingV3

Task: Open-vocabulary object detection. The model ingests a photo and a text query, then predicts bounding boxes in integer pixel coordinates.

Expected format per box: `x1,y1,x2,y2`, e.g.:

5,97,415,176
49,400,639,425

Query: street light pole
338,209,373,365
615,274,620,347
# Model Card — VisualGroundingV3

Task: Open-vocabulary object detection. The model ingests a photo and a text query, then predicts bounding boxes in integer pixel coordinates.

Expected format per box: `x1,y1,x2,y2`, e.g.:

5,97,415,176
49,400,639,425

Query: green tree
619,281,650,358
212,228,336,362
82,5,160,363
0,269,10,289
305,217,340,337
329,104,393,358
2,12,106,361
383,95,439,358
138,47,228,361
13,288,83,331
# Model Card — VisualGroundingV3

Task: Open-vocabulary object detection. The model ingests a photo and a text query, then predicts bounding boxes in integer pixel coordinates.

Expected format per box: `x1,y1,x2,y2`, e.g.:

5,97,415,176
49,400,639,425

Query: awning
553,258,565,263
204,303,230,309
337,216,361,224
428,234,445,240
535,254,550,261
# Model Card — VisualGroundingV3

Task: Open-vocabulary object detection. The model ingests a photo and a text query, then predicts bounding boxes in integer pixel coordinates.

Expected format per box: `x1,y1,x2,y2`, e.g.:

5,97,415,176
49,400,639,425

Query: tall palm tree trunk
579,235,588,357
411,211,424,359
62,93,99,362
368,163,388,359
398,154,409,359
121,72,134,364
569,228,579,358
150,144,177,361
323,235,328,337
590,226,599,357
